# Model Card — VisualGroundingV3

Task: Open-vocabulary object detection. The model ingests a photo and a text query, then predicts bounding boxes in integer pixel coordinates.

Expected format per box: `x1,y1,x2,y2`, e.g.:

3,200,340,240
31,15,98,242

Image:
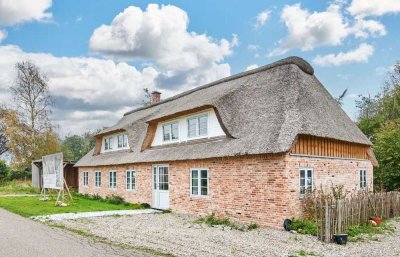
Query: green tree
62,130,99,161
0,160,10,182
373,119,400,190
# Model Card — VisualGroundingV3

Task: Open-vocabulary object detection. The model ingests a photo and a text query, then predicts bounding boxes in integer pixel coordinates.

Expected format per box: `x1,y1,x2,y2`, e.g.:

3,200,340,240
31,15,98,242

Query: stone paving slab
32,208,160,221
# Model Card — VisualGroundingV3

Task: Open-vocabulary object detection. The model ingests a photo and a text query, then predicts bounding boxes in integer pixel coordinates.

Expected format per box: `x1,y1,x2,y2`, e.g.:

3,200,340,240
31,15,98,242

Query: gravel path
53,213,400,257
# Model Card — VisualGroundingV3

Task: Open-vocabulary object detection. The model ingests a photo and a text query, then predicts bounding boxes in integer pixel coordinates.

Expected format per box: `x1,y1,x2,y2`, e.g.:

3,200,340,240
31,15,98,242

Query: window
162,122,179,142
117,134,128,148
83,171,88,186
95,171,101,187
109,171,117,189
360,169,367,189
126,170,136,190
104,137,113,151
187,115,208,138
190,169,208,196
299,168,313,195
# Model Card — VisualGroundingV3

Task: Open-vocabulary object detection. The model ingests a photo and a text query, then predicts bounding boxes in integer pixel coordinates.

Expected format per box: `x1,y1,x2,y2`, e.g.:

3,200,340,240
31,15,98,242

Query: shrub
195,213,232,227
105,194,125,205
247,223,259,230
290,219,318,236
140,203,151,209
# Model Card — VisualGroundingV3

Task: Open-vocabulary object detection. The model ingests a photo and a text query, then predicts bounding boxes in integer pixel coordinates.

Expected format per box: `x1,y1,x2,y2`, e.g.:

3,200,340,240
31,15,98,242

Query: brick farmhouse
75,57,377,228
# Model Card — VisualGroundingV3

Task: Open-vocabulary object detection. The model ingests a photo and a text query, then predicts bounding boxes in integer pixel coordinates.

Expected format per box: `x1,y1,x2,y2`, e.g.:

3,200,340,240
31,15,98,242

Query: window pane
171,123,179,140
118,135,123,148
307,170,312,178
307,177,312,187
123,134,128,147
192,186,198,195
200,170,207,179
201,187,208,196
300,170,305,179
192,170,198,179
105,138,109,150
109,138,113,149
188,118,197,137
300,187,305,195
300,178,305,187
163,125,171,141
201,178,208,187
192,178,198,187
199,116,208,136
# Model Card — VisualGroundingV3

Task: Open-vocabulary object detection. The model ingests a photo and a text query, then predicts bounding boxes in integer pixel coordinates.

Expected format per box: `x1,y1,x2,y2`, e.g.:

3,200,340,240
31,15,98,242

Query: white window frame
95,171,101,187
360,169,367,189
83,171,88,186
117,134,128,149
126,170,136,191
109,171,117,189
187,114,209,139
162,121,179,142
190,168,209,197
299,168,313,196
104,136,113,151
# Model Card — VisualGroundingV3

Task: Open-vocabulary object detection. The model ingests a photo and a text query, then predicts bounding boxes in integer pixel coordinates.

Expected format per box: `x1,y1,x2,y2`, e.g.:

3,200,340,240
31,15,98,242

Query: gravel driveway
54,213,400,257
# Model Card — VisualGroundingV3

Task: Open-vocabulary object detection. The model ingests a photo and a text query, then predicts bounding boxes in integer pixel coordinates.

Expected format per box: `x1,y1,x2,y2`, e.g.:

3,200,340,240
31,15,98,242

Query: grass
0,195,143,217
0,180,40,195
194,213,259,231
47,222,176,257
290,219,318,236
347,220,395,242
291,250,321,257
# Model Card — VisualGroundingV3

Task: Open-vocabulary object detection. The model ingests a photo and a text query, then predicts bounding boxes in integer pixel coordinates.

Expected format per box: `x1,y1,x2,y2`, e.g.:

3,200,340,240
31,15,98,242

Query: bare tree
0,107,8,155
142,88,152,106
11,61,52,135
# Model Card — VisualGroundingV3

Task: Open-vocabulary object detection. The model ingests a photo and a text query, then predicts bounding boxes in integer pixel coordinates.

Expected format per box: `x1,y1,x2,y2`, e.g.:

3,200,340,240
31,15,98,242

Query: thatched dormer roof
75,56,371,167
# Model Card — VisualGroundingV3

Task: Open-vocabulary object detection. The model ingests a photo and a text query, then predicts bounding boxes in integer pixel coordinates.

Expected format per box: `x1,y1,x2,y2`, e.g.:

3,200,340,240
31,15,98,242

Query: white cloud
254,10,271,28
245,64,259,71
351,19,386,38
0,45,160,135
269,3,349,56
0,0,52,25
89,4,236,73
268,2,389,57
348,0,400,17
313,43,374,66
0,29,6,42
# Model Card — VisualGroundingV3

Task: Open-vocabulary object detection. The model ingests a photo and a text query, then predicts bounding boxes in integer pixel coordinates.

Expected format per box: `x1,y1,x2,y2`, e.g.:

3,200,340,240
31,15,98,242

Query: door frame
152,164,170,209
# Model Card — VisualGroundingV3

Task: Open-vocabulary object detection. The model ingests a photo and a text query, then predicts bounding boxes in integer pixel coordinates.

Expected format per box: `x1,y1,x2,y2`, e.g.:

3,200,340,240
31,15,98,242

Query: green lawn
0,196,143,217
0,180,40,195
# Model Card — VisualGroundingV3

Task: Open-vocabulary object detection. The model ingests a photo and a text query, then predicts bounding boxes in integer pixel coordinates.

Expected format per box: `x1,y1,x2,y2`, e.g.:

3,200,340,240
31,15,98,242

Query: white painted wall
100,132,129,153
151,108,225,146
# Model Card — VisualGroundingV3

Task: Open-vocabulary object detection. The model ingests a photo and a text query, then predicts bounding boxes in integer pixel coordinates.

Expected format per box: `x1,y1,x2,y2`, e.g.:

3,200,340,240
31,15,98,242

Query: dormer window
118,134,128,148
163,122,179,142
104,136,113,151
188,115,208,138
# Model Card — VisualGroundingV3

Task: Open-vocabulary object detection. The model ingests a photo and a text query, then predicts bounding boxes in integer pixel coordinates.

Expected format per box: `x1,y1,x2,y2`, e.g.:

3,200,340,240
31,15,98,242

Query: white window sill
190,195,209,199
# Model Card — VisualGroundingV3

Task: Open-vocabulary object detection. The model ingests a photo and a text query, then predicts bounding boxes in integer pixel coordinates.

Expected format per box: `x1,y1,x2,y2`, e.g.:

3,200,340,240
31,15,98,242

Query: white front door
152,165,169,209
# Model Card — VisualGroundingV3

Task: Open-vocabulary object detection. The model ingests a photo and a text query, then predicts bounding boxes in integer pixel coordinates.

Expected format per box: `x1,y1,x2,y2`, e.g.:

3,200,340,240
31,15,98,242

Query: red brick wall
78,153,373,228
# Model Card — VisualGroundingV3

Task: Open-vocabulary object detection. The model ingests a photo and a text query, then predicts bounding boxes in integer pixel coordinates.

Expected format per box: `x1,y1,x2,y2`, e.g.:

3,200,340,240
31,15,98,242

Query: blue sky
0,0,399,136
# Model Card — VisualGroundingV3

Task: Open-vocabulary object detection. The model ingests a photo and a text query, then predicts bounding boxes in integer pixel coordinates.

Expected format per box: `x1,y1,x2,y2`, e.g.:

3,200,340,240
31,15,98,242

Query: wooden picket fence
313,191,400,242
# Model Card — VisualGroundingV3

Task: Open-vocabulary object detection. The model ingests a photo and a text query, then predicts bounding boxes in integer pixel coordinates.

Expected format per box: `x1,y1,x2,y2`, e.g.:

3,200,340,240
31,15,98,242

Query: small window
104,137,113,151
360,169,367,189
126,170,136,190
117,134,128,148
162,122,179,142
83,171,88,186
109,171,117,189
191,169,208,196
299,168,313,195
95,171,101,187
187,115,208,138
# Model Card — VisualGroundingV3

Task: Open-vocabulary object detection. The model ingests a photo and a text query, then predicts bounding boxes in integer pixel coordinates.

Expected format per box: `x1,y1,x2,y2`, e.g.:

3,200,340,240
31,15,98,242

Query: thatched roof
75,56,371,167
